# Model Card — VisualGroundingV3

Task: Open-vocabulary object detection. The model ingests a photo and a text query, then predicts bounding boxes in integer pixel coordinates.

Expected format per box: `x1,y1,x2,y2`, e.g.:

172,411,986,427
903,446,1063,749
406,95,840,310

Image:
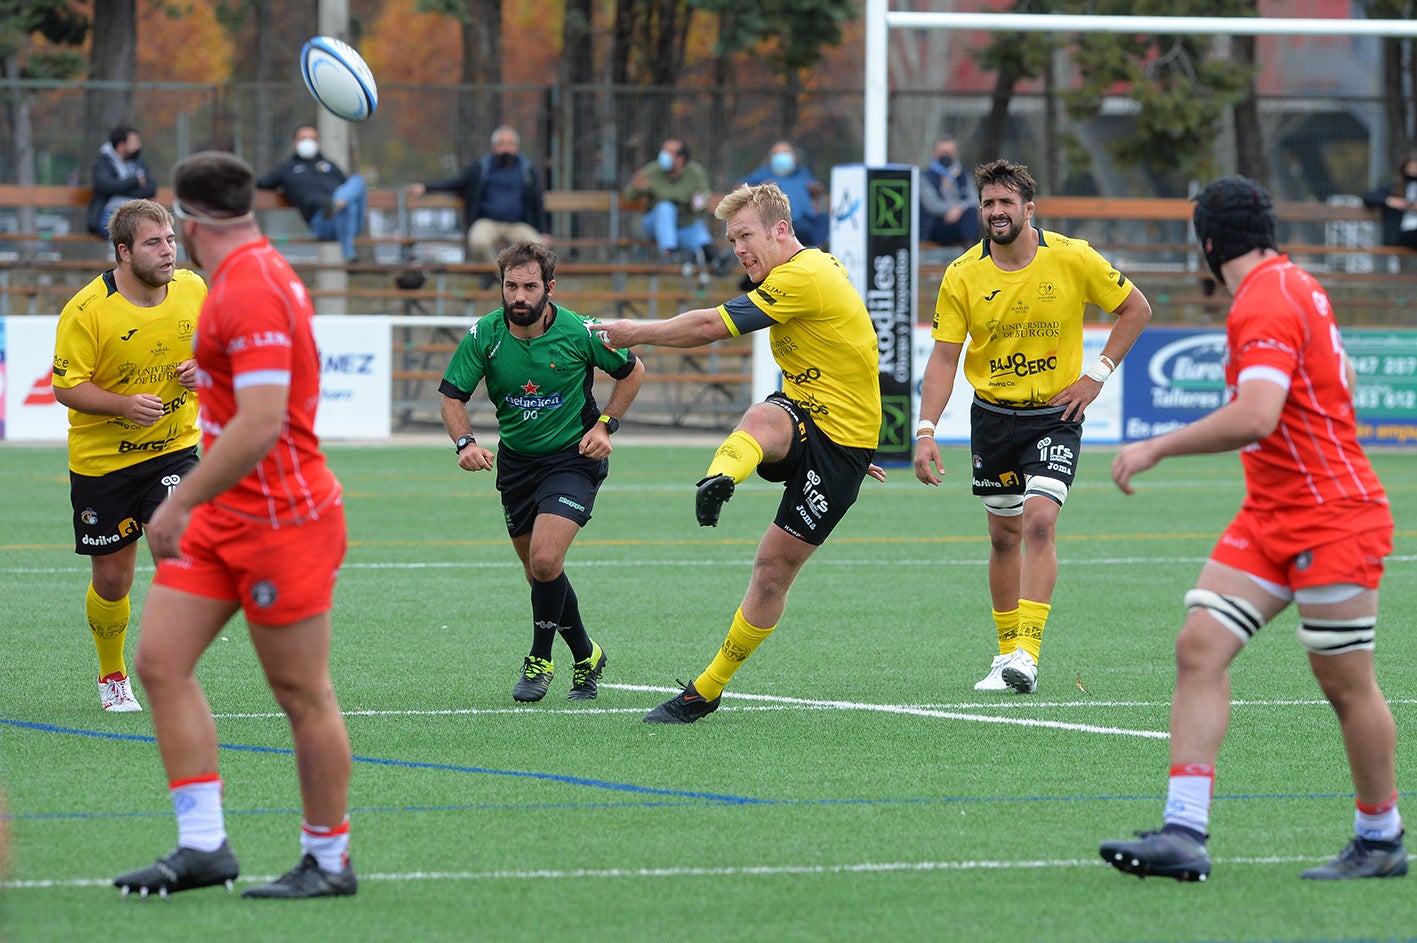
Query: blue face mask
769,152,796,176
657,150,675,172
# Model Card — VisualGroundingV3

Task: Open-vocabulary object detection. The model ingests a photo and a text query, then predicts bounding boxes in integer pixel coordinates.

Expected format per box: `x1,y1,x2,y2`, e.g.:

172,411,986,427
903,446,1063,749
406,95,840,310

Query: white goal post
864,3,1417,165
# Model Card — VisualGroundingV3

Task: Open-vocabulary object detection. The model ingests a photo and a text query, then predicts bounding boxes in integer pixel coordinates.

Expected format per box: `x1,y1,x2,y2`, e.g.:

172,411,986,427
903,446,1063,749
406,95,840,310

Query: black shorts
969,397,1081,497
495,443,608,538
758,392,875,546
70,447,200,556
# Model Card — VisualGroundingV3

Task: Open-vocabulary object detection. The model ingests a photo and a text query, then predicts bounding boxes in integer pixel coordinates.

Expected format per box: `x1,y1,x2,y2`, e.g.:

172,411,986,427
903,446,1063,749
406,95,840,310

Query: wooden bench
0,184,687,264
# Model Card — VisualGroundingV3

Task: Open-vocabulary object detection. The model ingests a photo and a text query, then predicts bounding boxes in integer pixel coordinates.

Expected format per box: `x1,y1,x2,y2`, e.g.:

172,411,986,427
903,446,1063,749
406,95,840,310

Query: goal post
863,2,1417,165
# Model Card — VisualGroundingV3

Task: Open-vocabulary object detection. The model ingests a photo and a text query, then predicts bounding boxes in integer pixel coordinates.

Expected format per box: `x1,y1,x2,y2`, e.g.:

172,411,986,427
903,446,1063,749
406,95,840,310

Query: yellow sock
1016,598,1052,663
992,607,1019,656
694,607,775,699
705,431,764,485
87,582,131,680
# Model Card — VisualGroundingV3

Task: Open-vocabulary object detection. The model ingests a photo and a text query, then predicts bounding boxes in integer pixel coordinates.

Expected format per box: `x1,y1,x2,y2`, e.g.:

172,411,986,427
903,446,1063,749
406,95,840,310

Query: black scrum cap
1192,176,1277,282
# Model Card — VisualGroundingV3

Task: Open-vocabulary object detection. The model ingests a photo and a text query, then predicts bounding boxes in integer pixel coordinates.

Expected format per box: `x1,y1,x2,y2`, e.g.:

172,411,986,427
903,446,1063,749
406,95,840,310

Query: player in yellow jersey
913,160,1151,694
52,199,205,712
599,182,884,723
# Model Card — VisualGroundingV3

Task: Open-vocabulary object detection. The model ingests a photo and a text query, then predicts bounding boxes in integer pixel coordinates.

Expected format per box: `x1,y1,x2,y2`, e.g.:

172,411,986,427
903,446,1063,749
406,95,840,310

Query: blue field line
0,716,766,805
3,717,1401,825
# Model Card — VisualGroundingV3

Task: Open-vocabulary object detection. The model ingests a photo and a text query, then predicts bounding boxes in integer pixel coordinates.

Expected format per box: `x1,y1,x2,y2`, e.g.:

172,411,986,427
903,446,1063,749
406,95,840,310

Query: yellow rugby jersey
718,247,881,449
932,229,1132,406
53,268,206,475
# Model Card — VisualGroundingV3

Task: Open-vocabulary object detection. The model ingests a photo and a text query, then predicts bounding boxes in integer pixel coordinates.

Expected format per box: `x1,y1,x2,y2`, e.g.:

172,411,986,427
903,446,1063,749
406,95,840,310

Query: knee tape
1184,589,1265,644
982,494,1024,517
1296,617,1376,655
1024,475,1069,508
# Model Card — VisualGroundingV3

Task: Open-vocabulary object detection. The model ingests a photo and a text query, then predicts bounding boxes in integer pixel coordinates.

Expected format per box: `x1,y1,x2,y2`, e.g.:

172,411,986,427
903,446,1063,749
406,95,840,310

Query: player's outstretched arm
599,308,732,351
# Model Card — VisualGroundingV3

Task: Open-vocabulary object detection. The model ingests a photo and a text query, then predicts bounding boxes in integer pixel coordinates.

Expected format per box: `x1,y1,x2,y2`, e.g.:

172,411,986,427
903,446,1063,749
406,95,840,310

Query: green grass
2,441,1415,942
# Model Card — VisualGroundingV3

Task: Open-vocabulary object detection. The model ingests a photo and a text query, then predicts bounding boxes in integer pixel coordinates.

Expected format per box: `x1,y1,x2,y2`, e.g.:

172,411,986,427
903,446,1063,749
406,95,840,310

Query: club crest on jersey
250,580,278,608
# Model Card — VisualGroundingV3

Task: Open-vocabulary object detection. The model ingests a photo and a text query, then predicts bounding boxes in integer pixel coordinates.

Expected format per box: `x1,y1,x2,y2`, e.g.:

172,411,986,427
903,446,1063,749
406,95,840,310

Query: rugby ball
300,36,378,122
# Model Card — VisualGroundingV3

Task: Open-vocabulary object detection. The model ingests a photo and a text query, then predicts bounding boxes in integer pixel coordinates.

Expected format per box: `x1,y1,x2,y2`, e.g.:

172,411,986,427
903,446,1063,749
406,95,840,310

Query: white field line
206,685,1417,738
213,683,1174,738
0,853,1318,890
6,553,1417,576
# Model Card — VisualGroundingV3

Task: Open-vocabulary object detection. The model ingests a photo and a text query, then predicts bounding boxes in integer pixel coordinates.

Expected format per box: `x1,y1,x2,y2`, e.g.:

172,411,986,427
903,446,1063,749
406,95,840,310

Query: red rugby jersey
193,239,339,525
1226,254,1386,526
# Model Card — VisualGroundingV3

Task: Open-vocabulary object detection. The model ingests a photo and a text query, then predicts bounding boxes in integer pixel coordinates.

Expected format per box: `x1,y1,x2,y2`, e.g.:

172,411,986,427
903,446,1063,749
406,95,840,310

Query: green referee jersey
439,304,636,455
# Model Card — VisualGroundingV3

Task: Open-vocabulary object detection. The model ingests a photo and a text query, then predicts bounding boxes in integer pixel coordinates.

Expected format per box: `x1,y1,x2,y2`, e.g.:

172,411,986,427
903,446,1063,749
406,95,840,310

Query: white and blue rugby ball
300,36,378,122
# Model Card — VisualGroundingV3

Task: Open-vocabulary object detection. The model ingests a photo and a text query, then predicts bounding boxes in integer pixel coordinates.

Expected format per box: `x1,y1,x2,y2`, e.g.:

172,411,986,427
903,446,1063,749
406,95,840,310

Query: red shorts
154,498,346,626
1210,505,1392,592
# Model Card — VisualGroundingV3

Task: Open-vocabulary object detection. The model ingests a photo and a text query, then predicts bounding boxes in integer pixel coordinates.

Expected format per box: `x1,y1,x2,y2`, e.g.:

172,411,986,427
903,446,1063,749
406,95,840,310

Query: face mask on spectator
657,150,675,172
295,139,319,160
770,152,796,176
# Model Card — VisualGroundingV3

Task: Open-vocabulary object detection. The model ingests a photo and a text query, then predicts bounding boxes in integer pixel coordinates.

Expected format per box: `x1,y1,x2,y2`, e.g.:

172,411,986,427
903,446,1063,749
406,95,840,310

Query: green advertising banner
1346,330,1417,446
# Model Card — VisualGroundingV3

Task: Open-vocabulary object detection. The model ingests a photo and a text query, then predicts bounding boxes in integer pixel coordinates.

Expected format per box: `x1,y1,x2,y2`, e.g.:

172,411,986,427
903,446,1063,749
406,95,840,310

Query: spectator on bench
405,125,551,288
1362,150,1417,250
257,125,367,263
87,126,157,238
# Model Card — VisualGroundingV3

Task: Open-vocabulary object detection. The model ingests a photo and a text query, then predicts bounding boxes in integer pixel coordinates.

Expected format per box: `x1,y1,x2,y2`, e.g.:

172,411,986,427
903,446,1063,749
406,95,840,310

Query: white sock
171,776,226,852
301,818,351,873
1356,796,1403,843
1163,764,1214,835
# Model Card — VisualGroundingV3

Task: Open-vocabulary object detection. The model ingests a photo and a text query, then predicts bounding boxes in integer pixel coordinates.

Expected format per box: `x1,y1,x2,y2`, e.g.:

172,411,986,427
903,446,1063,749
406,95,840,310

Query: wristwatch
454,434,477,452
598,415,620,434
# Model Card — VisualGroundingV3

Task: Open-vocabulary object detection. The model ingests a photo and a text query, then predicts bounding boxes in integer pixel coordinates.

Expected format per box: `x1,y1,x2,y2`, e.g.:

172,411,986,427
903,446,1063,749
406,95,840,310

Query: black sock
529,575,568,660
557,580,593,662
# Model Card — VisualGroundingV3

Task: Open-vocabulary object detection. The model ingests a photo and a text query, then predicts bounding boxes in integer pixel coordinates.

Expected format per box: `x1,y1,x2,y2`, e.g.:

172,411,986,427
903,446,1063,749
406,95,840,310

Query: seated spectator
405,125,550,286
1362,151,1417,250
256,125,367,262
742,141,826,247
87,126,156,238
624,138,716,264
920,136,980,247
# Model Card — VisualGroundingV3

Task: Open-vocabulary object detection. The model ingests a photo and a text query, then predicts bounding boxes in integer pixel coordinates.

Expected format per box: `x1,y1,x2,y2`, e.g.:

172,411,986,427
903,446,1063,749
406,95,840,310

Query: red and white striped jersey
194,238,339,526
1226,254,1387,525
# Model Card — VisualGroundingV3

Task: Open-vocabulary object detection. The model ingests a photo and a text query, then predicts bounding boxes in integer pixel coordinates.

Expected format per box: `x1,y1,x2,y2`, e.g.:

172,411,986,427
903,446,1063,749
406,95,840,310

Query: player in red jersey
113,152,356,900
1100,177,1404,883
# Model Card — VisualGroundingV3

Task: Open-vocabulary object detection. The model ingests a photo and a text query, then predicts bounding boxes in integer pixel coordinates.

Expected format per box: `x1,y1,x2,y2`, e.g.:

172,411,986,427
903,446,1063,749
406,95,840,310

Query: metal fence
0,78,1395,210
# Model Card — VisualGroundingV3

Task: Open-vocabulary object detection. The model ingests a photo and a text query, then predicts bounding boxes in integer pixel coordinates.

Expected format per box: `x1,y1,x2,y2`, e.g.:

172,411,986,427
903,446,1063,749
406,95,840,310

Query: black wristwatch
598,415,620,434
454,434,477,453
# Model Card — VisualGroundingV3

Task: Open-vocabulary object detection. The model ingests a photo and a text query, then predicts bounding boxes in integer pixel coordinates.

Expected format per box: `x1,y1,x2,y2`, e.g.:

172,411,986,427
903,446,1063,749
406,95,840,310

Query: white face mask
295,138,319,160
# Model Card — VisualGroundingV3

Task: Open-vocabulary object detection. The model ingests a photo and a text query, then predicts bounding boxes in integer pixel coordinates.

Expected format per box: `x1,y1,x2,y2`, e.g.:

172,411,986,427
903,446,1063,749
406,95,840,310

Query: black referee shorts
495,443,609,538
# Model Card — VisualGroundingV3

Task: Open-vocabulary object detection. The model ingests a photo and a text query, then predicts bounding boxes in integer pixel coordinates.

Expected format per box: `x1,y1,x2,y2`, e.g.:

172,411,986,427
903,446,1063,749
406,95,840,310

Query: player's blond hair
714,183,793,234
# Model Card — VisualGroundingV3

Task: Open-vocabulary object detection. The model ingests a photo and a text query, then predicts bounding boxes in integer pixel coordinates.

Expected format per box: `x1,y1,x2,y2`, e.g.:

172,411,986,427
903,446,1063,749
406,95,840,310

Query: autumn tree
972,0,1254,194
85,0,134,138
695,0,854,178
416,0,502,162
0,0,87,229
1358,0,1417,171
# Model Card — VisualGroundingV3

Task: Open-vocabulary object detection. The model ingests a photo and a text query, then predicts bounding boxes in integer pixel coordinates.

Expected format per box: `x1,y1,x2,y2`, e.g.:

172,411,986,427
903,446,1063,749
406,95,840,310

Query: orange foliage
365,0,563,85
136,1,234,82
363,0,461,84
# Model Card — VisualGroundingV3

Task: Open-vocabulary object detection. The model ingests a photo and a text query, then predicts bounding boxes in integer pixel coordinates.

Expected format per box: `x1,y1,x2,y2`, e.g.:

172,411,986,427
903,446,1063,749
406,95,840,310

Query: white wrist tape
1086,356,1115,383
